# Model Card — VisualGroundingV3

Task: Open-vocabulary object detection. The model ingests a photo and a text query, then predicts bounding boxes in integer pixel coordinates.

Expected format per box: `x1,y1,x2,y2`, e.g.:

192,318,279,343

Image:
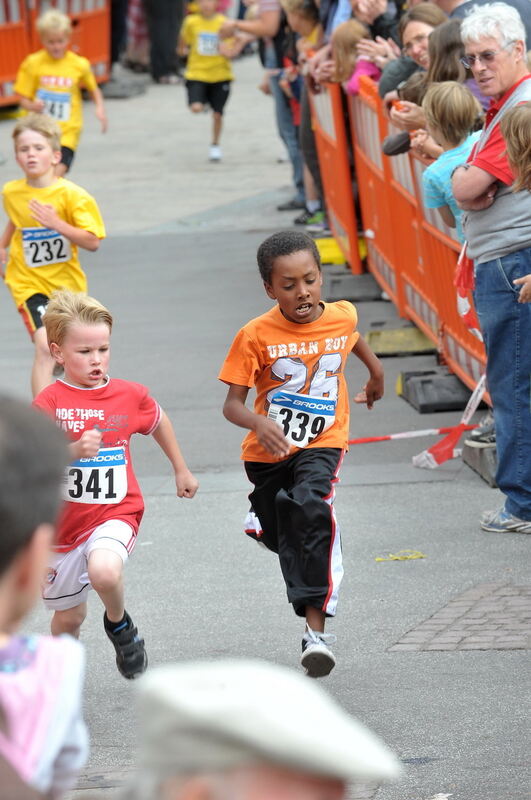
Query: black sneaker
293,208,314,225
465,413,495,448
104,612,147,679
301,626,336,678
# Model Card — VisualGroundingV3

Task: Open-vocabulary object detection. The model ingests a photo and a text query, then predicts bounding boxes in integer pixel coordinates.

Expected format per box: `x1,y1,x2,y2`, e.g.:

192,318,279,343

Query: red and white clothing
33,377,161,553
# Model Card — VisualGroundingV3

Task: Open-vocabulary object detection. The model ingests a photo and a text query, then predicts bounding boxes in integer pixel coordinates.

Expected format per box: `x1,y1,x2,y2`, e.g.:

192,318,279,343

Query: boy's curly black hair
257,231,321,284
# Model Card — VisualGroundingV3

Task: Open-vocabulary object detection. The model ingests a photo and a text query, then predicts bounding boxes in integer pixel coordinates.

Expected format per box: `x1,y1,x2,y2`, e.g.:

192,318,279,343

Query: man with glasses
452,3,531,534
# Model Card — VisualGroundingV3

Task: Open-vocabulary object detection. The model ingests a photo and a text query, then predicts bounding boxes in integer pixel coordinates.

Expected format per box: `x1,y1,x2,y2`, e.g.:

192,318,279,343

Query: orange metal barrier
0,0,32,105
348,77,405,314
319,75,487,392
309,82,363,274
29,0,110,82
410,153,487,389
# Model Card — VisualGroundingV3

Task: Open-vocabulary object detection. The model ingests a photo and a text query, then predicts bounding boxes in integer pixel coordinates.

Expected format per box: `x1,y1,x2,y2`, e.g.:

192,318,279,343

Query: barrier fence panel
0,0,32,105
315,75,488,392
309,82,363,274
29,0,110,82
348,76,405,314
410,153,487,390
384,124,440,345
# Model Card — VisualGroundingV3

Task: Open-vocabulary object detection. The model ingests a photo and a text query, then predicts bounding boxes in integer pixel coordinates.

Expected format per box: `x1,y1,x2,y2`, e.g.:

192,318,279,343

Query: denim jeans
474,246,531,519
264,47,304,203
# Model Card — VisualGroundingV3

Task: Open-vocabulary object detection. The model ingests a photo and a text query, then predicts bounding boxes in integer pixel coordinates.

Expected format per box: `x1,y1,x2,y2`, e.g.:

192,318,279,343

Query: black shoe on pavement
293,208,313,225
104,611,148,679
277,198,305,211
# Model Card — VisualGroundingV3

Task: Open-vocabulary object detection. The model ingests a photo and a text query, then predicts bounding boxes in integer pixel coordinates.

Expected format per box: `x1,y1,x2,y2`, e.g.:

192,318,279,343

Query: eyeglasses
402,33,429,57
460,41,515,69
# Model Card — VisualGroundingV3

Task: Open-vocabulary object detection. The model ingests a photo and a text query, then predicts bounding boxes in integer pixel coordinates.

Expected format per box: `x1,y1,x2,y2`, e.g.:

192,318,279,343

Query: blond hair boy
15,9,107,176
0,113,105,397
33,289,199,680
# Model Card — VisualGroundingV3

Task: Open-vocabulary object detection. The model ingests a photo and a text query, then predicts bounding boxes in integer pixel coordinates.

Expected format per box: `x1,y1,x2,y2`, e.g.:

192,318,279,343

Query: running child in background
14,9,107,176
0,396,87,798
219,231,384,678
0,114,105,398
414,81,482,240
179,0,242,162
33,290,199,680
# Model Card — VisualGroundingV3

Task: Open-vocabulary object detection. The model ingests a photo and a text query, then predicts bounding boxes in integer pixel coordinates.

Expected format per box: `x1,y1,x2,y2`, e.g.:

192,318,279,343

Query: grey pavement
1,55,530,800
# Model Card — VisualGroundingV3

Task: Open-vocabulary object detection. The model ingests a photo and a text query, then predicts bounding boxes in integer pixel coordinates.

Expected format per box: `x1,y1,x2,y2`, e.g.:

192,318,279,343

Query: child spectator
179,0,241,162
219,231,383,678
33,289,199,680
418,81,482,240
500,100,531,302
0,395,87,798
330,19,380,96
278,0,324,226
0,114,105,398
14,9,107,176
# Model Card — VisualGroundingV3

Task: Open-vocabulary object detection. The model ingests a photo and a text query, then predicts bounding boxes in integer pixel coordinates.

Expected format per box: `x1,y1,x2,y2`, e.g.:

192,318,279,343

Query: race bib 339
267,391,336,448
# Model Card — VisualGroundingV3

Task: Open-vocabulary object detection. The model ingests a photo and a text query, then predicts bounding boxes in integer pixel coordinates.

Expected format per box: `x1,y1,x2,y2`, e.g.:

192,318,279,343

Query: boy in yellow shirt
14,9,107,176
179,0,242,162
0,114,105,397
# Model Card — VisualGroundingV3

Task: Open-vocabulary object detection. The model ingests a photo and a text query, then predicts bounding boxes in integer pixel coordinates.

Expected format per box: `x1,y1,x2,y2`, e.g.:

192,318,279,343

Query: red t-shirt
33,377,161,552
468,74,531,184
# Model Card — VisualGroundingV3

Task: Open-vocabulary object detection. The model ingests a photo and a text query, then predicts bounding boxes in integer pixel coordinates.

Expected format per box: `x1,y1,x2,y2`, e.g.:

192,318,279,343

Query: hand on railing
389,100,426,131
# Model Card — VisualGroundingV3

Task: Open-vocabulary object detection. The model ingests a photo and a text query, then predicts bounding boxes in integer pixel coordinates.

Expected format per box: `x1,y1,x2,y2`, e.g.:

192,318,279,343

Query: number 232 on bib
268,391,336,448
63,446,127,504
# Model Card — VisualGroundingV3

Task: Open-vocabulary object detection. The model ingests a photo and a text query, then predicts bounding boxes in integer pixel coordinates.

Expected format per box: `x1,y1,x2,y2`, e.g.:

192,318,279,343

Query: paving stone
391,584,531,652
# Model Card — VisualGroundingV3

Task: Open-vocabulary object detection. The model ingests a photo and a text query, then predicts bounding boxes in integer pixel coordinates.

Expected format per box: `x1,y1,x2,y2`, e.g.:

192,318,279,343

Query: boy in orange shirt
219,230,383,678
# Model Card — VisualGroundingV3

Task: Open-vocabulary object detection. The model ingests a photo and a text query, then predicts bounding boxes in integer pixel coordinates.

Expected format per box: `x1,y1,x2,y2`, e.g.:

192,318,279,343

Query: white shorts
43,520,136,611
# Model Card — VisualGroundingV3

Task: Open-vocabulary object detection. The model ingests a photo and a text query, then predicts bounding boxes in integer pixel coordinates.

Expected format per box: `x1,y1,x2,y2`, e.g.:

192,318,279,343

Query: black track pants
245,447,344,618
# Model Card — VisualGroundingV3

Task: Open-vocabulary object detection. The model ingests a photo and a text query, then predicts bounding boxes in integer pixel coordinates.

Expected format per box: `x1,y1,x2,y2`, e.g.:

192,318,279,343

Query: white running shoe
209,144,222,162
301,625,336,678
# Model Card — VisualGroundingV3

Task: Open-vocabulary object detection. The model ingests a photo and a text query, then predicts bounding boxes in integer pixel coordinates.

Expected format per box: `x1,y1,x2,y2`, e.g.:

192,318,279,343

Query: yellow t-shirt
2,177,105,307
14,50,98,150
218,301,360,462
181,13,234,83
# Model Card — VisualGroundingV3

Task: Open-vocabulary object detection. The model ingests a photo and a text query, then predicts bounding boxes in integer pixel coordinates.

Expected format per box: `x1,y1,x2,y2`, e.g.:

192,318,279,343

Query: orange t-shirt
218,300,359,462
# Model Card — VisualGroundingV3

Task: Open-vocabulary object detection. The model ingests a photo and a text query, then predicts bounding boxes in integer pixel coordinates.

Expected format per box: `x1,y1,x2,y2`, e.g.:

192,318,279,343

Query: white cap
134,659,402,784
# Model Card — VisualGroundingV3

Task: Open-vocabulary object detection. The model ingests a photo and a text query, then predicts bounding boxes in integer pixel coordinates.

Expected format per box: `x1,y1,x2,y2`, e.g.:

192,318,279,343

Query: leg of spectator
299,84,324,207
474,247,531,520
269,73,304,204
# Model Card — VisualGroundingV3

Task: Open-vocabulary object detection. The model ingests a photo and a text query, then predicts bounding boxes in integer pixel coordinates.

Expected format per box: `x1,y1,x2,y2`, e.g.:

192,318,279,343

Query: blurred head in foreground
122,658,402,800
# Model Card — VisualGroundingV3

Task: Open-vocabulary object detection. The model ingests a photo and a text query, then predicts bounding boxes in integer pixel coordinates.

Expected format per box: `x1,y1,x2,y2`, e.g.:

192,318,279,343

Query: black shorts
60,146,75,171
186,79,231,114
18,292,49,338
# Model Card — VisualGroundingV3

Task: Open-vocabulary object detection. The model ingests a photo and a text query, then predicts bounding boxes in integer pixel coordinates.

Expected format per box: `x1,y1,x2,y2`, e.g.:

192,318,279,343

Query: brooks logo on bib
36,88,71,120
268,391,336,448
22,227,71,268
63,446,127,504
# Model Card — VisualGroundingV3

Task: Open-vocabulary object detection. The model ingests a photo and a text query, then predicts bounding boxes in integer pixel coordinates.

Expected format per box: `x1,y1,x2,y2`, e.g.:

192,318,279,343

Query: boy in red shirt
219,230,383,677
34,289,198,679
